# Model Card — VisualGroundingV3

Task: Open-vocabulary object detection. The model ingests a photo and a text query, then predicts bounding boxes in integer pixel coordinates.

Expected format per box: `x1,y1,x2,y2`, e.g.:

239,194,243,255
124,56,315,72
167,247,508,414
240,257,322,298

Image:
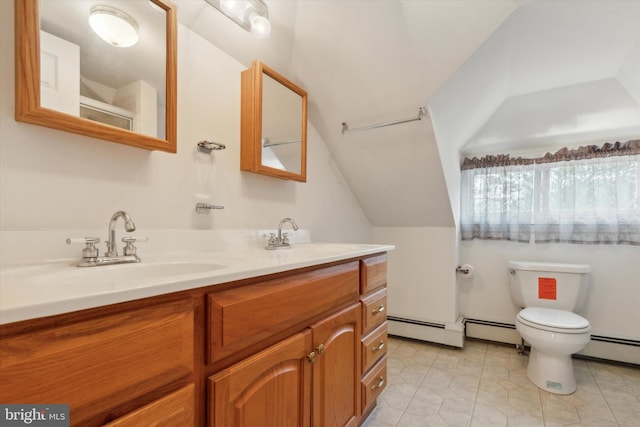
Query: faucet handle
121,236,148,256
267,233,278,245
66,237,101,259
282,232,290,244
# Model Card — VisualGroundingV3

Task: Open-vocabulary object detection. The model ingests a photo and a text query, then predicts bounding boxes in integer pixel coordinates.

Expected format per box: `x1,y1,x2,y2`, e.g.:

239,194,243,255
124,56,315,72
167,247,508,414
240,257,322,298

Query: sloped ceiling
432,0,640,157
175,0,640,228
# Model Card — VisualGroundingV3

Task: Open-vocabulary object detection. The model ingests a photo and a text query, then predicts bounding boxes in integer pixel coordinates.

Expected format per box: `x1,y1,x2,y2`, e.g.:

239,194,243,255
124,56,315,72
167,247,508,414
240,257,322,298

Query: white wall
0,1,370,245
459,240,640,342
372,227,458,325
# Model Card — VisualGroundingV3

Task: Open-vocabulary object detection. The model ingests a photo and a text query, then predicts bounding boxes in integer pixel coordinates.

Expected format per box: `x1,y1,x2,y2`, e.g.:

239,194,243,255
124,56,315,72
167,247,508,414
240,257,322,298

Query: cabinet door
209,330,312,427
310,303,361,427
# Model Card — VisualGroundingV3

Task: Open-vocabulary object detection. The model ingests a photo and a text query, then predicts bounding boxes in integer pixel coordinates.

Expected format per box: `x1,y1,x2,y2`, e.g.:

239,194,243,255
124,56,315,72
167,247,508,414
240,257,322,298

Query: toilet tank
507,261,590,311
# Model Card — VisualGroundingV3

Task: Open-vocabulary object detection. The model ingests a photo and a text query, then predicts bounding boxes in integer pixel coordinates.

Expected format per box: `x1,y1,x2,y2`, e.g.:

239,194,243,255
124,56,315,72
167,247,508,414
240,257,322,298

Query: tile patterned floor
362,336,640,427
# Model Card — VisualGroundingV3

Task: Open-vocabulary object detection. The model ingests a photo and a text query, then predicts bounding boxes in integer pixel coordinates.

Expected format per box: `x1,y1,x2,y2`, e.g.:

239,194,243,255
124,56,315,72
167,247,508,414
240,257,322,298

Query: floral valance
461,139,640,170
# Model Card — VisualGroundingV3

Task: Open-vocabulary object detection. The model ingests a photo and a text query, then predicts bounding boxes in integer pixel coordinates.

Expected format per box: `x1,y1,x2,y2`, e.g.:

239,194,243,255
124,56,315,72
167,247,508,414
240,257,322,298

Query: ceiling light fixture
205,0,271,39
89,5,139,48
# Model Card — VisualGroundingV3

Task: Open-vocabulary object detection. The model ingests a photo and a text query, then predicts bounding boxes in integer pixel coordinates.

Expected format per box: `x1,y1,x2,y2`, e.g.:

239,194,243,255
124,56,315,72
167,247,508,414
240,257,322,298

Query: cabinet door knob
372,305,385,315
372,341,385,352
371,376,385,390
316,343,325,355
307,351,316,363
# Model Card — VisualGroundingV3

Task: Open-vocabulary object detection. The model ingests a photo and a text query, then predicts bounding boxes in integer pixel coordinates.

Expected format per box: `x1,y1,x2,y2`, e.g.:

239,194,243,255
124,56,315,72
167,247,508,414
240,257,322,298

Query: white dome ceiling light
89,5,139,48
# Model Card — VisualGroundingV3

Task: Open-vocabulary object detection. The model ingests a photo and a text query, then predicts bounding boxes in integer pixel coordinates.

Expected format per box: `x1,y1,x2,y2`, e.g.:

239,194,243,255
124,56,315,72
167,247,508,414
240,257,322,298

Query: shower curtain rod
341,106,426,135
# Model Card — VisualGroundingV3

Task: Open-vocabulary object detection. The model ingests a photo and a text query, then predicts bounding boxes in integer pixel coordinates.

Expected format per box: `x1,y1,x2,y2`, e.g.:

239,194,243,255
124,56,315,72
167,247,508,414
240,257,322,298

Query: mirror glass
39,0,166,139
241,61,307,182
261,73,303,174
15,0,177,152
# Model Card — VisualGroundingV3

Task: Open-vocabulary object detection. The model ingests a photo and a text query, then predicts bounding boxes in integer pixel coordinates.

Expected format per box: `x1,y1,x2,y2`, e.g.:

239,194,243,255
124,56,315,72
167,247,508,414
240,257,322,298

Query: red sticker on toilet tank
538,277,557,300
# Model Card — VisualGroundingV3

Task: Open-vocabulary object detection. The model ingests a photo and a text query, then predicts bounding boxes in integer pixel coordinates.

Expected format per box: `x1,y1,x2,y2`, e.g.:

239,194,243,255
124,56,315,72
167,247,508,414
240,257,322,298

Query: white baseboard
388,316,464,348
578,336,640,365
465,319,521,345
465,318,640,365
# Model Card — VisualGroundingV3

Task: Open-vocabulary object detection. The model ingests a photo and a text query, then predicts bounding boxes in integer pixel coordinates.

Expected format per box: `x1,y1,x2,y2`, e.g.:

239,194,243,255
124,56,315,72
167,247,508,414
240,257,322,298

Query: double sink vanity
0,229,392,427
9,0,387,424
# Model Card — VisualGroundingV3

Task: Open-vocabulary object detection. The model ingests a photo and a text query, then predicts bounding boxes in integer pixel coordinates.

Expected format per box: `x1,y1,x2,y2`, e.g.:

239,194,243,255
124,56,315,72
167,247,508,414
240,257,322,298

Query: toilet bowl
507,261,591,395
516,307,590,394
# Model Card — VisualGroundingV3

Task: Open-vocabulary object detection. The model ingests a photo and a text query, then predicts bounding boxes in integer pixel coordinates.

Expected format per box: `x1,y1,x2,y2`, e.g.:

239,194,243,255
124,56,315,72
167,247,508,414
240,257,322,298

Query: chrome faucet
105,211,136,257
266,218,299,250
66,210,145,267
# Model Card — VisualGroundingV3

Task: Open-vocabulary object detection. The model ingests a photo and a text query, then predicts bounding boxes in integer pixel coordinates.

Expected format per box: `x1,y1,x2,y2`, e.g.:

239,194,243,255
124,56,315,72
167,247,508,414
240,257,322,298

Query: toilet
508,261,591,395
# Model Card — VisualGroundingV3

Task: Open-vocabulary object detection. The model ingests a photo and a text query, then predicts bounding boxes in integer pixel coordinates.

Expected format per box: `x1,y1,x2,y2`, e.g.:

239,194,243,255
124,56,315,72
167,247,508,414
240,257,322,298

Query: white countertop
0,242,393,325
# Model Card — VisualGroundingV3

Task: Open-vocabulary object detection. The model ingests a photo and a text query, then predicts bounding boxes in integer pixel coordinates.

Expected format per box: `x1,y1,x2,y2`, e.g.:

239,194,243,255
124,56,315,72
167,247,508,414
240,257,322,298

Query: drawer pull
307,351,316,363
371,376,385,390
372,341,385,352
372,305,385,315
316,343,325,355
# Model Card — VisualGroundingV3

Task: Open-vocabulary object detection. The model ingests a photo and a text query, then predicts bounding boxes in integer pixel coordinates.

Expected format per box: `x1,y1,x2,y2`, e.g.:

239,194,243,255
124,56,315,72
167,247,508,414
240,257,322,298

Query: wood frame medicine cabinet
241,61,308,182
15,0,178,153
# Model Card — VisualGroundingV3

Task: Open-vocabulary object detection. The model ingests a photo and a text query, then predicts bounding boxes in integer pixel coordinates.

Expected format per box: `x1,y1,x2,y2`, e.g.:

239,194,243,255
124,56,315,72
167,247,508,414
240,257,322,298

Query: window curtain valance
460,140,640,245
462,139,640,170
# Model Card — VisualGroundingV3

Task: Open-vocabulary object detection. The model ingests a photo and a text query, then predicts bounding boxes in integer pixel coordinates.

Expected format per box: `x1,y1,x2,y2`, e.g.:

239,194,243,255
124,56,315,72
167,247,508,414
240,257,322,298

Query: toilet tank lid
508,261,590,273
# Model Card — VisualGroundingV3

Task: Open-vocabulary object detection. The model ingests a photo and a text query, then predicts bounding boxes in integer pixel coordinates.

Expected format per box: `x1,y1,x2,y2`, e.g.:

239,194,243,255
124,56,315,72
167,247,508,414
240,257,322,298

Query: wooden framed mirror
15,0,177,152
241,61,307,182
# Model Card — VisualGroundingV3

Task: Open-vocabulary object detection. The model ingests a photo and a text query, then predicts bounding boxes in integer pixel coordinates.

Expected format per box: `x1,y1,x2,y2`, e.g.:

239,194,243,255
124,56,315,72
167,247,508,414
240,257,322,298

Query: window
460,141,640,245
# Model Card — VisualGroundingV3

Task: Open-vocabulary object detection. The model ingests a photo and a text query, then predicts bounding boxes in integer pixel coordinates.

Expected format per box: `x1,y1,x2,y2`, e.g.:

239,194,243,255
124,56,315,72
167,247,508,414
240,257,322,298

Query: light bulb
250,13,271,39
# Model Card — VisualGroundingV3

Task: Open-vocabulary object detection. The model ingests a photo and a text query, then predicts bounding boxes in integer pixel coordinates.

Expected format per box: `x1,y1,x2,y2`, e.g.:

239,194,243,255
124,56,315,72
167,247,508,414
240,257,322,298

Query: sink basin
27,260,227,288
0,255,247,320
0,260,230,307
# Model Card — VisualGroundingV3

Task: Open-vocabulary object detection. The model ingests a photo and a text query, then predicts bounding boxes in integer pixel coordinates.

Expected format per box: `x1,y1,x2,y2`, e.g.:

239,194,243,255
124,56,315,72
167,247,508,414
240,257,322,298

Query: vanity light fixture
205,0,271,39
89,5,139,48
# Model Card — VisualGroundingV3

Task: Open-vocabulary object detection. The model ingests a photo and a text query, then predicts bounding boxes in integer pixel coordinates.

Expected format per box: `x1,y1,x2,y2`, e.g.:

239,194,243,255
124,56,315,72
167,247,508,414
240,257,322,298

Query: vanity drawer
103,384,195,427
207,262,360,365
361,356,387,418
361,287,387,335
360,254,387,295
362,322,387,375
0,299,194,426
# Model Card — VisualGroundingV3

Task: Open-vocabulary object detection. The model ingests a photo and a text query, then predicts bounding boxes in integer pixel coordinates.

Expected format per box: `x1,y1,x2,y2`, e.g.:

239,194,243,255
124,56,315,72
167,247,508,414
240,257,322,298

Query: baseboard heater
387,316,445,329
387,315,464,347
465,318,640,365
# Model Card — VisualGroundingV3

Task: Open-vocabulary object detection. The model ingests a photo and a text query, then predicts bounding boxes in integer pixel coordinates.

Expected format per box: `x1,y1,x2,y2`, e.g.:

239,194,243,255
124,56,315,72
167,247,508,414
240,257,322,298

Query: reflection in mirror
15,0,177,152
39,0,166,138
241,61,307,182
261,73,303,174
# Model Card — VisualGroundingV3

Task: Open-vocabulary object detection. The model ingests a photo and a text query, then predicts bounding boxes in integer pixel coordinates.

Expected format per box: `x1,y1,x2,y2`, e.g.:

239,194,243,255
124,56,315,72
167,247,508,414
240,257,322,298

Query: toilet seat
517,307,590,334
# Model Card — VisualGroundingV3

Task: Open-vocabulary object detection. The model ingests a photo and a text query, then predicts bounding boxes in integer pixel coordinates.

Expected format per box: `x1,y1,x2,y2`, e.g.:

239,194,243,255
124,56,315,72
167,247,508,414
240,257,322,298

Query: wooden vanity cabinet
207,261,362,427
0,298,196,427
0,251,389,427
